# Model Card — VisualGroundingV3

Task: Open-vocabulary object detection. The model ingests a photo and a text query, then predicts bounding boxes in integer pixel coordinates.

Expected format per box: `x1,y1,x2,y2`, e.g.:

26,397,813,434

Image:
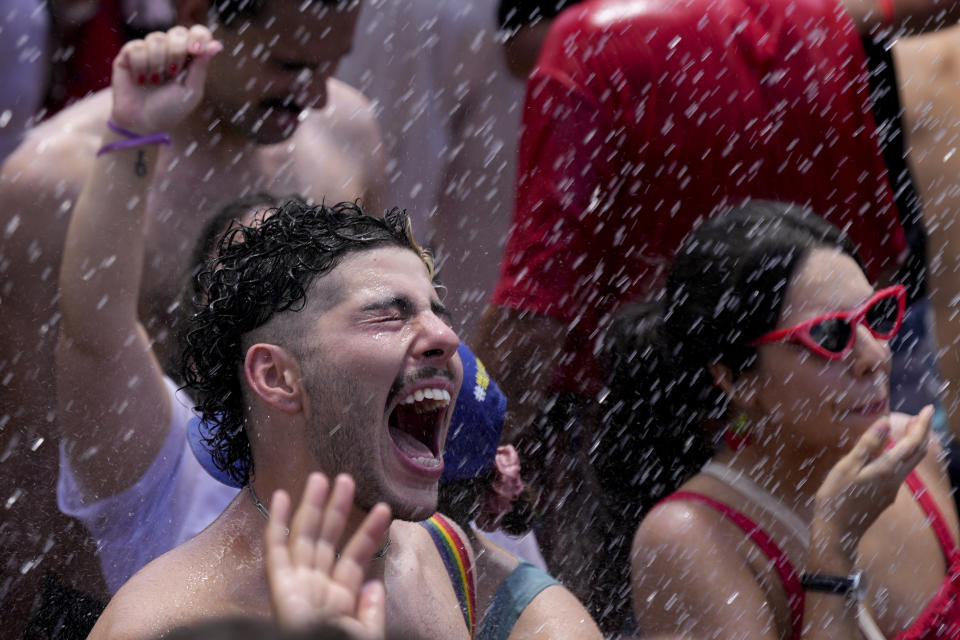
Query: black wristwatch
801,570,864,600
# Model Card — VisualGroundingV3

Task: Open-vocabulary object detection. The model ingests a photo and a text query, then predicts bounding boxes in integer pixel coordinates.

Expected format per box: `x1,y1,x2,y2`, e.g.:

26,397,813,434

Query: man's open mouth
387,387,451,469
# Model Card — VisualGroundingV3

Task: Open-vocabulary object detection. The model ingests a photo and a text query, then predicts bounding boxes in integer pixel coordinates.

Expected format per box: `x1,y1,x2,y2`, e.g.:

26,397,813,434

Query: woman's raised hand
110,25,222,134
811,405,933,561
264,473,392,640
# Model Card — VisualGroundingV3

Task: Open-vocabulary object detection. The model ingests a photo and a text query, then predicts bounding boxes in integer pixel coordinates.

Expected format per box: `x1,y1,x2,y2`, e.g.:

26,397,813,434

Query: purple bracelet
96,120,172,156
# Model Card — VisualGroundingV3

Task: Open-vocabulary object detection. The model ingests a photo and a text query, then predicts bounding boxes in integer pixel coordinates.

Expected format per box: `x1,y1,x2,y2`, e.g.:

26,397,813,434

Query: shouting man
88,195,470,638
0,0,382,626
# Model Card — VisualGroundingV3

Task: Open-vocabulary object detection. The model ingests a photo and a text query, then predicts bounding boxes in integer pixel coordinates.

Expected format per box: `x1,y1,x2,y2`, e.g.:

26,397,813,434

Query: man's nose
416,312,460,361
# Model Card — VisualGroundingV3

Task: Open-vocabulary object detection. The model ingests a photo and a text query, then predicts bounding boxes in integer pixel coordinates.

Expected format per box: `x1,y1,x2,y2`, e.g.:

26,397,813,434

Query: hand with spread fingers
110,24,222,135
265,473,392,640
812,405,934,558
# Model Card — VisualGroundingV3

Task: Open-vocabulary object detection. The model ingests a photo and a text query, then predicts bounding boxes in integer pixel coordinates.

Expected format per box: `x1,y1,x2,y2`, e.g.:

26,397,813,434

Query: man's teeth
410,456,442,467
401,388,451,406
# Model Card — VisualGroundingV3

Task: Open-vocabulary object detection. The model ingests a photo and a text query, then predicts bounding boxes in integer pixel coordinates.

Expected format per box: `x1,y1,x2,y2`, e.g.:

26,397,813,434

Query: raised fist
110,25,222,135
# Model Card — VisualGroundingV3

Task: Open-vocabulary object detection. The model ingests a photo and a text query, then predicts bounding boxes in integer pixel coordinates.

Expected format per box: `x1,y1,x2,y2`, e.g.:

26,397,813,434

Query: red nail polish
168,64,178,75
137,75,146,85
150,73,161,84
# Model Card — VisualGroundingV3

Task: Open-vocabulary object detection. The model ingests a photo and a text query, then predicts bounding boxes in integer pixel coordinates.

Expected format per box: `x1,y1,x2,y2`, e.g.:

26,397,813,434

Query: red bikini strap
663,491,804,640
904,471,958,557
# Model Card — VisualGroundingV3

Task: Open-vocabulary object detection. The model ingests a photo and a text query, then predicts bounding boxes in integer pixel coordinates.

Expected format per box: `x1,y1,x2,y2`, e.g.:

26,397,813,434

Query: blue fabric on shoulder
477,562,559,640
186,414,243,488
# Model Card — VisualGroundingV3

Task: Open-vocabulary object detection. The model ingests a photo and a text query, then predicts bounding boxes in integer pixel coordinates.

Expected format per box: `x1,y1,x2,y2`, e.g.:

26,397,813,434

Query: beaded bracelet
96,120,172,157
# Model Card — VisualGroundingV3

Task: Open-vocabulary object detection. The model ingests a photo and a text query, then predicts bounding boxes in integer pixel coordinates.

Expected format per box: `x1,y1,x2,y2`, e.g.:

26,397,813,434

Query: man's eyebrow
431,299,453,324
360,296,414,314
359,296,453,324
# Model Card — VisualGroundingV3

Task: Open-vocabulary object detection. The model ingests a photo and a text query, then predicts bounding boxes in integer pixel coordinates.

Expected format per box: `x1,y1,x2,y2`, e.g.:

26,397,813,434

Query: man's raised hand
265,473,392,640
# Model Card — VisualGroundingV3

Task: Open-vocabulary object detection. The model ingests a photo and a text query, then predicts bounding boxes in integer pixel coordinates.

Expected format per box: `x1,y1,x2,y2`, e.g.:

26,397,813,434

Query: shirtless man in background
0,0,382,631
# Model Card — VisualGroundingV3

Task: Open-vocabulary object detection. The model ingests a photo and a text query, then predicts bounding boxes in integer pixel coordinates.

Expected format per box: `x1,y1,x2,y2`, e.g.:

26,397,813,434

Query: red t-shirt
492,0,907,395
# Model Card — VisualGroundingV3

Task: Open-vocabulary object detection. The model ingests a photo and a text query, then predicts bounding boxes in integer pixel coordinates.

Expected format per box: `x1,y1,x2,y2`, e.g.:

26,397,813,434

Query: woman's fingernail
150,73,161,84
168,64,178,75
137,74,146,85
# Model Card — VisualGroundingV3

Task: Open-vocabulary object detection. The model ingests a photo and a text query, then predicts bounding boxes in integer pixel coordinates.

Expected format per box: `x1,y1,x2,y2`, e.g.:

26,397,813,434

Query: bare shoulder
385,518,475,639
895,23,960,75
2,90,110,182
894,26,960,131
634,494,723,552
325,78,378,126
0,91,112,296
632,494,781,638
632,497,721,583
89,548,210,640
393,515,476,567
508,583,602,640
287,79,383,205
1,92,109,232
303,79,379,146
89,520,265,640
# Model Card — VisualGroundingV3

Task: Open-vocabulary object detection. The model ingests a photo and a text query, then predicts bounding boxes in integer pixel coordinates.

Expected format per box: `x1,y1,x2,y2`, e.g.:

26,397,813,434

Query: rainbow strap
420,513,476,638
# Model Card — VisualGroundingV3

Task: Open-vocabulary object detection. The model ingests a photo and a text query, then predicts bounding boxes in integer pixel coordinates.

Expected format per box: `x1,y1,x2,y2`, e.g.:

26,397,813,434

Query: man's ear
244,344,304,414
707,362,759,412
177,0,209,27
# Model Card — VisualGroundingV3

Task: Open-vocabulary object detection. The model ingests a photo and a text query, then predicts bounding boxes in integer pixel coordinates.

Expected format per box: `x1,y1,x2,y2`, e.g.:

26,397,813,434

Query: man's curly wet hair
179,198,434,486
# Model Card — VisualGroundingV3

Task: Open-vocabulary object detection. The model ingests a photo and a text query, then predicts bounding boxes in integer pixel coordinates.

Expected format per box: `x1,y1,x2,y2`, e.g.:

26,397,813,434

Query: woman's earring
724,413,753,450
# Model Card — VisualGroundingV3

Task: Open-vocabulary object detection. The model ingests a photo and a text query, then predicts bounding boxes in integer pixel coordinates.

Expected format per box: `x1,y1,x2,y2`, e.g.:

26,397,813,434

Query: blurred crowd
6,0,960,639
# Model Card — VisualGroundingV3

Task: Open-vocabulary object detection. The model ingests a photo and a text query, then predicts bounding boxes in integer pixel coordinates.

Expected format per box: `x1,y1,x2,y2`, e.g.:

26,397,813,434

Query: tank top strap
663,491,804,640
477,562,559,640
701,461,810,547
903,471,958,558
891,475,960,640
419,513,477,638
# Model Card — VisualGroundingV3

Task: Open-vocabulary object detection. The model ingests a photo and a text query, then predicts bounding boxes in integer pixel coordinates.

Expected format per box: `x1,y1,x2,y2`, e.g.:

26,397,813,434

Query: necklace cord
246,484,391,559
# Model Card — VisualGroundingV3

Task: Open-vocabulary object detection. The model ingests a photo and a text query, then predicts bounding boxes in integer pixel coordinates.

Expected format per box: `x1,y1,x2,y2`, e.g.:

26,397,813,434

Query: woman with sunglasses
596,200,957,639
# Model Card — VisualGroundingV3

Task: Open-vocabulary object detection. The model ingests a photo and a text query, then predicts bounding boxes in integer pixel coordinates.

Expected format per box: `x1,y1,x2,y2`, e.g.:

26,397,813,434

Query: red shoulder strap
663,491,804,640
904,471,958,557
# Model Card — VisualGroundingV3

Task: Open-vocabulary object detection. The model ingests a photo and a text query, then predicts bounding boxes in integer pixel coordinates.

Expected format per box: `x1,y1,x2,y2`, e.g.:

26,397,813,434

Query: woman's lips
847,398,889,416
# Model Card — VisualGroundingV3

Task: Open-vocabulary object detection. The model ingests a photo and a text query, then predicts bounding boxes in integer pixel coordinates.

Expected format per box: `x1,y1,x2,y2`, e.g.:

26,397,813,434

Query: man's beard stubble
301,358,435,521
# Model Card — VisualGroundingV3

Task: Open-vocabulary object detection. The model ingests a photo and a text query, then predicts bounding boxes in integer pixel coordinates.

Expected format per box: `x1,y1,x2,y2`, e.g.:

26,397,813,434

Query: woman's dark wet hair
587,200,863,632
436,473,536,538
179,198,434,486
